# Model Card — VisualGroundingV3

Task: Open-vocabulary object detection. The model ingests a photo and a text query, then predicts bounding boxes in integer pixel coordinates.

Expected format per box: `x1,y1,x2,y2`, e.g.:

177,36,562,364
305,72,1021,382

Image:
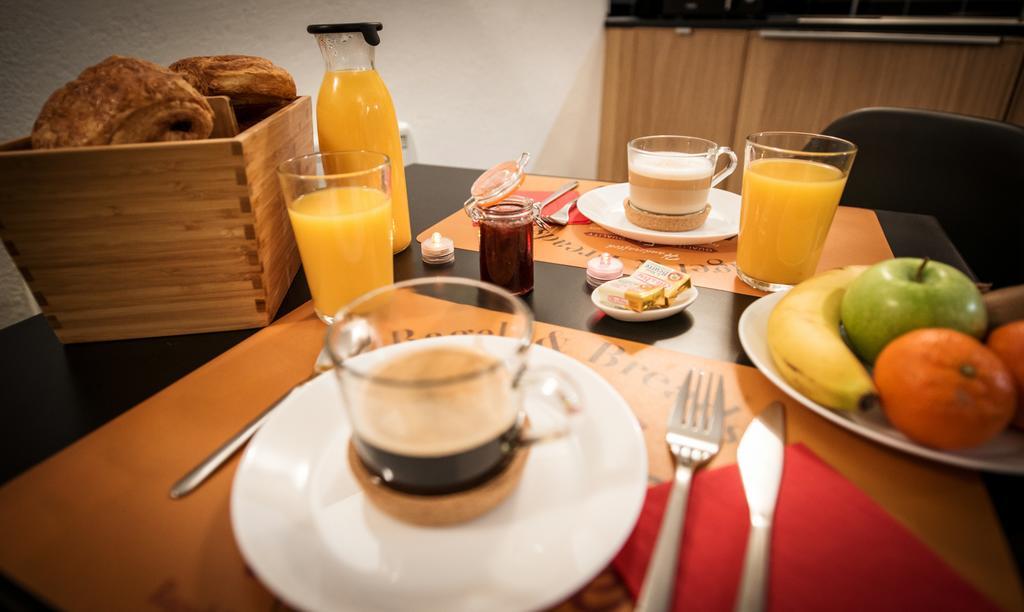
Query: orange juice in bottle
308,22,411,253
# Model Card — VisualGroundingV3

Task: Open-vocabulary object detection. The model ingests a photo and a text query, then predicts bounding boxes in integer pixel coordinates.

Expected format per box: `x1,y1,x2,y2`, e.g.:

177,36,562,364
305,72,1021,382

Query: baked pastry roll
169,55,296,105
31,55,214,149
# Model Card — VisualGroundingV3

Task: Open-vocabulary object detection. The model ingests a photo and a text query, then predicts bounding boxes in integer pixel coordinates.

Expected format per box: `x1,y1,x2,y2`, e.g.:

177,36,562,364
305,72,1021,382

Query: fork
534,181,578,233
540,197,579,227
636,370,725,612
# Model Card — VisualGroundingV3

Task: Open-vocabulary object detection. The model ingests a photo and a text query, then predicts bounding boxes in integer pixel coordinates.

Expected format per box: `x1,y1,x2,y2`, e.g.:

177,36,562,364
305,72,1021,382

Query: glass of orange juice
736,132,857,292
277,151,394,324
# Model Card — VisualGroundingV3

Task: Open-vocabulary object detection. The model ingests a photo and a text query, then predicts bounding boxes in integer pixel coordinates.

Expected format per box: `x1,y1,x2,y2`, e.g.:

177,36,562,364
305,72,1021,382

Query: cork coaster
623,198,711,232
348,441,531,527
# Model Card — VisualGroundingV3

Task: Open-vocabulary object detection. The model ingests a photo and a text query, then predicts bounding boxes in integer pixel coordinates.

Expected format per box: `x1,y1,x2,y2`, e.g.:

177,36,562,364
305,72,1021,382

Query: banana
766,266,877,411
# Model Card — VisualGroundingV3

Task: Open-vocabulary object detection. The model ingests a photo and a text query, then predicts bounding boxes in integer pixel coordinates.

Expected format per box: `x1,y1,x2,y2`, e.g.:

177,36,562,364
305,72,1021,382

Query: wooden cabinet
725,32,1024,191
1008,66,1024,127
598,27,1024,190
597,28,750,182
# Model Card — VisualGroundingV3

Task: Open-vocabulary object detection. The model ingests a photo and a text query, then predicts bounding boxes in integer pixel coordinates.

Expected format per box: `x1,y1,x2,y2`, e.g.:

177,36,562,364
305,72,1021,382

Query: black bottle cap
306,22,383,46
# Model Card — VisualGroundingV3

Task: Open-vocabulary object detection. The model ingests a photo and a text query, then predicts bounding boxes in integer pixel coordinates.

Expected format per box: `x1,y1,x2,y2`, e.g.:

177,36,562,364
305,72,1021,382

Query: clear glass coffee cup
627,135,738,216
325,277,581,495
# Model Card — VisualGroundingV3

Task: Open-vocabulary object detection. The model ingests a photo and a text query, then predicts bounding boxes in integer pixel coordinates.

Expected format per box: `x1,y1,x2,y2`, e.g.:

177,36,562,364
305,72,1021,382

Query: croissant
31,55,214,149
169,55,296,105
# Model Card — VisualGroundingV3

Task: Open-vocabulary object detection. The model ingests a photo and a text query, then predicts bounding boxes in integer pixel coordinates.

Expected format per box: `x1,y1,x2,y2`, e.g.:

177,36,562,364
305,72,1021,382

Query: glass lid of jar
468,152,530,207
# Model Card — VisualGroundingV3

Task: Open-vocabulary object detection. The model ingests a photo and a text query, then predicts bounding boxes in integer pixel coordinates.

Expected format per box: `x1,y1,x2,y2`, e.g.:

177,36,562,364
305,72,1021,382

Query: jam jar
464,153,538,295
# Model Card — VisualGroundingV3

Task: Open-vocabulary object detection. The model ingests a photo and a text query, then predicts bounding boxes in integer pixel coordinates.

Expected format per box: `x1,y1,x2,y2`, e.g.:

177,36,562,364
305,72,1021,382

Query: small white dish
592,284,700,322
738,291,1024,474
231,336,648,612
576,183,741,246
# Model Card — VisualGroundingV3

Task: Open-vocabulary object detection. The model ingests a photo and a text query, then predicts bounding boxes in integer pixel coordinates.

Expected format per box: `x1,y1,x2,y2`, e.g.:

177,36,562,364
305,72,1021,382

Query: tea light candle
421,232,455,265
586,252,624,288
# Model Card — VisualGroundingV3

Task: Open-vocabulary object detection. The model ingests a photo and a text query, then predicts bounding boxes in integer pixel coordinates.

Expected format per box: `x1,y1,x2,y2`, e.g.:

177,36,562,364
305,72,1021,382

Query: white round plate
739,291,1024,474
231,336,648,612
591,285,700,322
576,182,741,245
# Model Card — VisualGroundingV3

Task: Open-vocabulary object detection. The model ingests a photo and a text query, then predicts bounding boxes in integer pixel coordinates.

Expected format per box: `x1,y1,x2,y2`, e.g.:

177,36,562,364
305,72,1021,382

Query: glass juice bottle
308,22,411,253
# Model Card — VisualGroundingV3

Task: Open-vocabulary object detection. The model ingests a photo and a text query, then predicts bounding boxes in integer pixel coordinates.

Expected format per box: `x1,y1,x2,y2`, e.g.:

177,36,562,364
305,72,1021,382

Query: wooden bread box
0,96,312,343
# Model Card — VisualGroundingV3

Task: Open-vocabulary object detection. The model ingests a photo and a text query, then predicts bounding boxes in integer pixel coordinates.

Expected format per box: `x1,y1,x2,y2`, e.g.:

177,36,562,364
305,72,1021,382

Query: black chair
822,107,1024,289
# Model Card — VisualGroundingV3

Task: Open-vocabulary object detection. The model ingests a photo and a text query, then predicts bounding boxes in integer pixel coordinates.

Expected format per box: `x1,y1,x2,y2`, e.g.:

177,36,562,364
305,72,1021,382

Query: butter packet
600,260,692,312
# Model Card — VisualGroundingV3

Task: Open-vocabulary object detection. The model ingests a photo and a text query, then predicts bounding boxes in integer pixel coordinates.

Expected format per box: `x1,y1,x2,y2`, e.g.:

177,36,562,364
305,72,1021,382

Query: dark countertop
606,15,1024,36
0,165,979,488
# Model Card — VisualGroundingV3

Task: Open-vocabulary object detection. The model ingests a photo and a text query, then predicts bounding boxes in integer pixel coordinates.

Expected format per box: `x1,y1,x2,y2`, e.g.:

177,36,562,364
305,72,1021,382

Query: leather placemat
0,300,1019,611
417,175,895,297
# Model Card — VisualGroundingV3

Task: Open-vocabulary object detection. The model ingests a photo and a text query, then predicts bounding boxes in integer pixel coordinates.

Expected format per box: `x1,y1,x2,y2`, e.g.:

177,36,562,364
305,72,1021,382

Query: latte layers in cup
628,152,714,216
352,345,520,495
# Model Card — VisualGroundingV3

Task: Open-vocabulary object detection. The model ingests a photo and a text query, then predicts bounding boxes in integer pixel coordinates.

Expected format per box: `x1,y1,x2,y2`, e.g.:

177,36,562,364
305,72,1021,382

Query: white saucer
576,183,741,245
231,336,648,612
739,291,1024,474
592,285,700,322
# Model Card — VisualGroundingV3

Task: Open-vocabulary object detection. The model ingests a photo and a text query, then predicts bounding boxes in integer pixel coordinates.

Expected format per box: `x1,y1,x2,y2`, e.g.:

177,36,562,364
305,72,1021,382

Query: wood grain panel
238,97,310,320
25,267,264,293
597,27,635,181
37,282,264,312
727,34,1024,191
50,312,269,344
597,28,750,183
1006,58,1024,126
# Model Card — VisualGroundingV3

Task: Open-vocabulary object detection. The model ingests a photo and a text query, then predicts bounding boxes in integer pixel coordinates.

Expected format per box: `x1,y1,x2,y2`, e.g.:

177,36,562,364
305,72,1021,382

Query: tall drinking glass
736,132,857,292
278,151,393,324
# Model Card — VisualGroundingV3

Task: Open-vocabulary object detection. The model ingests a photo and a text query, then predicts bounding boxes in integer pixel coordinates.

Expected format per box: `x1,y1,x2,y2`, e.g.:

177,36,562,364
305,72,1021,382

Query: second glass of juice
277,151,394,324
736,132,857,292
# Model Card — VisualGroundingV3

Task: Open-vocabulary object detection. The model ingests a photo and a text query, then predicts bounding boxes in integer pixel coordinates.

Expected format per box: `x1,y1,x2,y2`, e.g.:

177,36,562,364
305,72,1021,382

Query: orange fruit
987,320,1024,430
874,328,1016,450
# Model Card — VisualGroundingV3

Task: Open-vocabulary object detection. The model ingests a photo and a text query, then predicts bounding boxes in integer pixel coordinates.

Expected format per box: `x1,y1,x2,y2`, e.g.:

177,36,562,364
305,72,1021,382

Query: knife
734,402,786,612
538,180,578,210
169,348,334,499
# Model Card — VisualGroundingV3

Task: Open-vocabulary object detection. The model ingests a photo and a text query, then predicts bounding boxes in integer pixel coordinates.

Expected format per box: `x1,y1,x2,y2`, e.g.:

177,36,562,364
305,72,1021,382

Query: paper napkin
613,444,999,612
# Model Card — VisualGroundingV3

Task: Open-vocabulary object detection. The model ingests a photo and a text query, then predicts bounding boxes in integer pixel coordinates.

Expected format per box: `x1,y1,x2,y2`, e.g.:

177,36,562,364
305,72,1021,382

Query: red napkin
518,190,590,225
613,444,998,612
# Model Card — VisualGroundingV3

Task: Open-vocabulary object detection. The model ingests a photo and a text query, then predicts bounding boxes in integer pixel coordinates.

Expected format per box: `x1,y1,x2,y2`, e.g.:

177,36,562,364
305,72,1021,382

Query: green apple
840,258,986,364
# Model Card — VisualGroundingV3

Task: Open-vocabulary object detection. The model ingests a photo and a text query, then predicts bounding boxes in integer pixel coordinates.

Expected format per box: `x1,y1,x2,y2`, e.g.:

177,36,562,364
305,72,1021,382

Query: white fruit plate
739,290,1024,475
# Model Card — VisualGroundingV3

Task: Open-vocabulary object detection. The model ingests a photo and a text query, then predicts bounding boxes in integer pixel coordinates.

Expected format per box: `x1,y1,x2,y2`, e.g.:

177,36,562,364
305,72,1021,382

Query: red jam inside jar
463,153,536,295
478,195,535,295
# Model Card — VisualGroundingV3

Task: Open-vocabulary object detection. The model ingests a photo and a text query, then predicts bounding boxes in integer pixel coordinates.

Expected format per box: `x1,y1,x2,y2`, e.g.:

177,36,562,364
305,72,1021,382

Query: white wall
0,0,607,327
0,0,605,177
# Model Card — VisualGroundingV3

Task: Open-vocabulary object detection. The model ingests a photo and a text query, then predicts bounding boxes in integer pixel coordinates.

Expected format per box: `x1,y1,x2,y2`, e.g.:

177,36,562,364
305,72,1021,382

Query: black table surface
0,164,1019,604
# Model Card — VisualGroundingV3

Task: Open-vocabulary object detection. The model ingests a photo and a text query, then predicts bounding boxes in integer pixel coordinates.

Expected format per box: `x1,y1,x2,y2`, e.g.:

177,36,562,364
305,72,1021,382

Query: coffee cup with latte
626,135,737,232
326,278,581,499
